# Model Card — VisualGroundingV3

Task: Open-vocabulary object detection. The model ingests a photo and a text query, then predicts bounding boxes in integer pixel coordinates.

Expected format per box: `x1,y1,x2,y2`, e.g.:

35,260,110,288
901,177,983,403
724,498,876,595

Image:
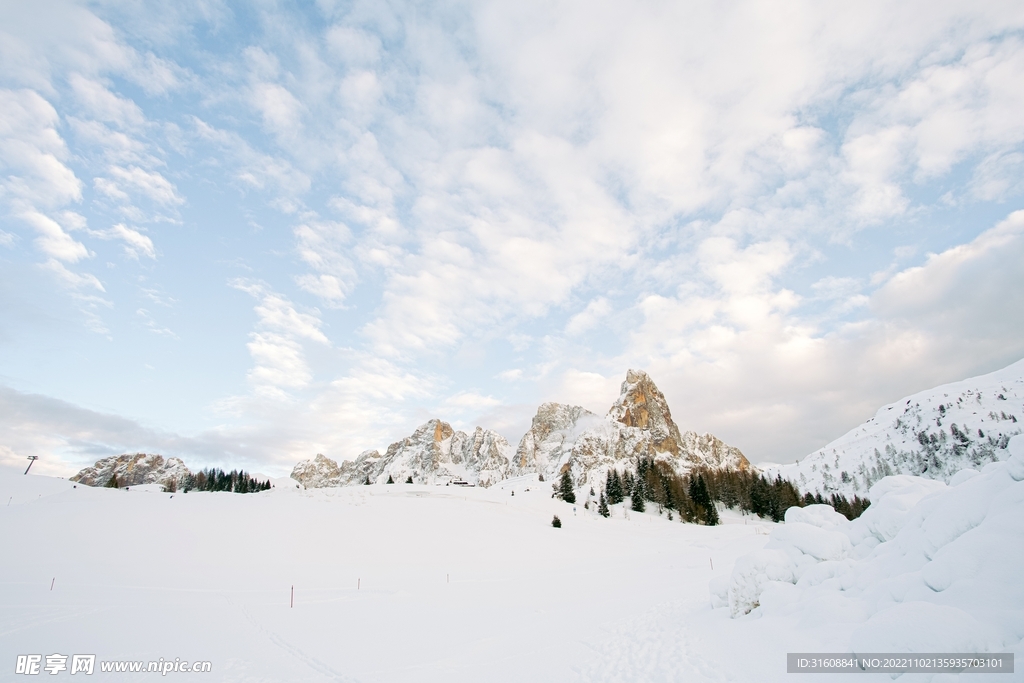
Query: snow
2,436,1022,681
766,358,1024,496
717,434,1024,679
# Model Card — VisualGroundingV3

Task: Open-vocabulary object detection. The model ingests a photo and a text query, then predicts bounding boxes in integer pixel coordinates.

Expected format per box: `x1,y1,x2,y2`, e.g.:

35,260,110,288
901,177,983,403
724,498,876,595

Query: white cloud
136,308,176,338
69,74,146,129
443,391,501,410
0,89,82,208
42,257,104,292
231,280,329,397
565,297,612,336
97,223,155,259
19,210,89,262
4,0,1024,472
192,117,311,198
97,166,183,207
40,258,112,335
251,82,304,136
324,26,382,66
292,219,356,305
295,274,349,305
873,209,1024,336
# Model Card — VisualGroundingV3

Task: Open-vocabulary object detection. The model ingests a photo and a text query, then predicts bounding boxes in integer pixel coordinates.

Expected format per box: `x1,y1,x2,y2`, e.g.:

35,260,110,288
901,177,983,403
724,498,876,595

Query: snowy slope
768,358,1024,496
712,435,1024,674
0,468,769,683
4,444,1023,682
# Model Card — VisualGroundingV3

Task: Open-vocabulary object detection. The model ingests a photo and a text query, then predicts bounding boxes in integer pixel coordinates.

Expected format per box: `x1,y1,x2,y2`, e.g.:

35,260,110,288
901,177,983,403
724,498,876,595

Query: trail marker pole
290,585,294,608
50,578,55,591
447,573,449,584
24,456,39,475
710,558,714,570
358,578,360,590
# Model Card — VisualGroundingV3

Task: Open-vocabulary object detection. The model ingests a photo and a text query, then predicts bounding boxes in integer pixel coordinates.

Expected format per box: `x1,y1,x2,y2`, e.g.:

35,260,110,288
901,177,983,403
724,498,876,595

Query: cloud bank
1,0,1023,475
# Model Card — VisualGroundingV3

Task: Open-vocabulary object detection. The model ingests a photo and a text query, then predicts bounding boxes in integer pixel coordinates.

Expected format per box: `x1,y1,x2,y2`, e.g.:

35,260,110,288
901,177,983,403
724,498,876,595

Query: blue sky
2,0,1024,476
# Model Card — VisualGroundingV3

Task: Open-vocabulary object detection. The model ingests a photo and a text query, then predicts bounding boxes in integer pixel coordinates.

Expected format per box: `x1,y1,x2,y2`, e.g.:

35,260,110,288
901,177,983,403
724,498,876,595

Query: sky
1,0,1024,477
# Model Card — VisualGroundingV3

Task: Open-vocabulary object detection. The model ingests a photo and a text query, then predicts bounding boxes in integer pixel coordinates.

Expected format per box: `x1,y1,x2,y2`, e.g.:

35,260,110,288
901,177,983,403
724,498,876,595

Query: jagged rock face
290,453,344,488
465,427,517,487
71,453,190,488
513,403,602,475
291,420,516,488
679,431,751,473
290,369,749,491
608,369,683,457
514,370,751,490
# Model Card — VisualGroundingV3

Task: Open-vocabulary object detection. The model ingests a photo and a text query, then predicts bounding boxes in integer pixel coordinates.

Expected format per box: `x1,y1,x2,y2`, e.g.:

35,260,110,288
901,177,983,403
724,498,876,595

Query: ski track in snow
232,598,359,683
575,599,729,683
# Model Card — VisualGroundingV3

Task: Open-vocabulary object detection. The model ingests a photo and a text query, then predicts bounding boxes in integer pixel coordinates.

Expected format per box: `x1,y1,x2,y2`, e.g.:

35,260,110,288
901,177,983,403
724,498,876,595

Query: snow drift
717,434,1024,661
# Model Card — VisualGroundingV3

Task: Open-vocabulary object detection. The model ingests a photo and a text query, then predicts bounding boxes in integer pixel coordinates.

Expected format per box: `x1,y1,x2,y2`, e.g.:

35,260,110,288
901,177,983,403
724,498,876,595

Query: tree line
177,468,271,494
557,457,869,525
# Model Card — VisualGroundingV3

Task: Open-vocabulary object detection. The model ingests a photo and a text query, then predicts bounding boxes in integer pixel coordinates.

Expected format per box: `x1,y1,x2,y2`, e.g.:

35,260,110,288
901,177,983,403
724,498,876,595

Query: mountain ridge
291,369,751,490
764,358,1024,496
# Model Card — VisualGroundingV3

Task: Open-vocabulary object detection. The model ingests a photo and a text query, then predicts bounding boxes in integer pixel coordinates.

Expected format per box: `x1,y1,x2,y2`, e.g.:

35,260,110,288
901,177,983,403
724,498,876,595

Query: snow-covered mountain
767,358,1024,496
70,453,190,488
514,369,750,490
291,421,516,488
293,369,750,490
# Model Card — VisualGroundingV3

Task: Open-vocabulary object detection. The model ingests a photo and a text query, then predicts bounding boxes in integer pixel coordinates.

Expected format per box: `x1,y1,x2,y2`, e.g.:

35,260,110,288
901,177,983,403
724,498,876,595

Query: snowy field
3,443,1023,682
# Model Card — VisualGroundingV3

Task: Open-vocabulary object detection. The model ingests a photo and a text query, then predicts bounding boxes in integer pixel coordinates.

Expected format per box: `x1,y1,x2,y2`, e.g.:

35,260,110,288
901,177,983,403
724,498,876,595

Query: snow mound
783,503,847,529
728,549,795,617
850,602,995,654
856,475,947,543
717,435,1024,658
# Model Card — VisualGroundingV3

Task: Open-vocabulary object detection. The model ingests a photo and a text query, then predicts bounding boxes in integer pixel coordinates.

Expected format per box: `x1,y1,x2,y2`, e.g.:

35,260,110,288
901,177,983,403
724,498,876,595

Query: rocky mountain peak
291,419,516,488
289,369,750,491
607,369,683,457
71,453,190,488
432,420,453,442
291,453,344,488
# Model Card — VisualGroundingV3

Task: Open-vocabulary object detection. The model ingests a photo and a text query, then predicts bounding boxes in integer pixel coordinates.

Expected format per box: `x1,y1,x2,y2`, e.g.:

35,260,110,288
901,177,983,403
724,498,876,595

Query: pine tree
689,473,718,525
607,469,624,505
405,475,413,484
551,515,561,528
105,474,119,488
598,492,610,518
750,475,771,517
386,474,395,484
663,479,676,511
630,477,646,512
364,475,371,485
558,470,576,503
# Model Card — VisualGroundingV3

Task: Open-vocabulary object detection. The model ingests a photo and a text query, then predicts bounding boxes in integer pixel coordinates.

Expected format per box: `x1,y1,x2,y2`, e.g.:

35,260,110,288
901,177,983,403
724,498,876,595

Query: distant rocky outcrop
293,369,750,490
71,453,190,488
291,421,516,488
290,453,344,488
